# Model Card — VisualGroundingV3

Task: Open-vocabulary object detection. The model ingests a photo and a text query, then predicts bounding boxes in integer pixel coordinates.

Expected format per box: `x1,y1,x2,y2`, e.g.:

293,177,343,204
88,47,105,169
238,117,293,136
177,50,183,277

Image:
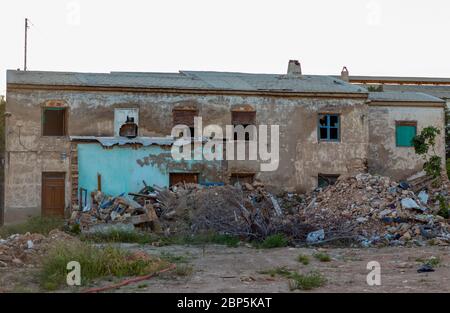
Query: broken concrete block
401,198,420,210
306,229,325,243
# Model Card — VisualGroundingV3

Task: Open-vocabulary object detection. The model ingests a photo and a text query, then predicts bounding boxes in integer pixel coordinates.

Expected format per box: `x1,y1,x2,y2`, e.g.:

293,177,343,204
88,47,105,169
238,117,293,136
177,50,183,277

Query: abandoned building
2,60,446,224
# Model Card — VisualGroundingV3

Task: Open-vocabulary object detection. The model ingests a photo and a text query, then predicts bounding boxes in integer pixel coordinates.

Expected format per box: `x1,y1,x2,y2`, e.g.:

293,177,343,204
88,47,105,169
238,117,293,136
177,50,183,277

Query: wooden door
169,173,199,186
42,172,65,217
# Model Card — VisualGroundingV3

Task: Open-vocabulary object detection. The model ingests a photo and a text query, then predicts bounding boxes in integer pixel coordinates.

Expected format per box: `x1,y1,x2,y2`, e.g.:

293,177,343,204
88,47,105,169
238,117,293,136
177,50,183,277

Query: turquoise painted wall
77,143,222,197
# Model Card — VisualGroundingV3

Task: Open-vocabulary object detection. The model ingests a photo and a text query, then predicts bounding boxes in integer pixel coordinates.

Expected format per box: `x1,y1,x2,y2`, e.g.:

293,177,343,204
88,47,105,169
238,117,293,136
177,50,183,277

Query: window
318,114,340,141
231,110,256,141
114,108,139,137
42,107,67,136
396,121,417,147
318,174,339,188
173,108,198,137
230,173,255,185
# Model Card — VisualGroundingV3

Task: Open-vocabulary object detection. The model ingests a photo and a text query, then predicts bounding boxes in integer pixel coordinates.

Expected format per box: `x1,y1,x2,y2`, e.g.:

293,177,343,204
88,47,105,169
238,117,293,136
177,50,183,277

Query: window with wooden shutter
231,111,256,126
42,107,67,136
173,108,198,128
173,108,198,137
231,108,256,141
395,121,417,147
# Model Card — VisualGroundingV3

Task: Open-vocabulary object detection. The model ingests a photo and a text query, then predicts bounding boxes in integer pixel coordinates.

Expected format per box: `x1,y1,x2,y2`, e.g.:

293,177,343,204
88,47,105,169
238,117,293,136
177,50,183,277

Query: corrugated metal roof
346,75,450,85
70,136,207,147
367,84,450,100
70,136,175,147
7,69,367,94
368,91,444,103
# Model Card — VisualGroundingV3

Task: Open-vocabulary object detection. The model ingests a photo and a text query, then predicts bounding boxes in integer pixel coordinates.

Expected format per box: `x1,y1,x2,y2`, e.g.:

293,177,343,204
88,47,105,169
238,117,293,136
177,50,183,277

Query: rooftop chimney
287,60,302,75
341,66,349,82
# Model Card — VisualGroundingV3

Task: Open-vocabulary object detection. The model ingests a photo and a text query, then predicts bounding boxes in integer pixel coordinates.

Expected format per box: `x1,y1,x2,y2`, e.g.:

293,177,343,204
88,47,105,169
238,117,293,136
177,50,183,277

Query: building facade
3,62,446,224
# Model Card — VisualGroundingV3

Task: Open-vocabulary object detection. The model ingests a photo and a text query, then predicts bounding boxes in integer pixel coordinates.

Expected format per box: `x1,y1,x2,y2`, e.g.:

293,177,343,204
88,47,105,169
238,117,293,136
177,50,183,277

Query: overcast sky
1,0,450,95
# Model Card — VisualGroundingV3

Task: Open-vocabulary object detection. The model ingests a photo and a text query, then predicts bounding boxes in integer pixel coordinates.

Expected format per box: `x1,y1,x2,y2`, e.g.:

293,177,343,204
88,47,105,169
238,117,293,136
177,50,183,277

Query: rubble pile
300,173,450,246
155,182,311,239
69,185,160,231
67,172,449,247
0,230,75,268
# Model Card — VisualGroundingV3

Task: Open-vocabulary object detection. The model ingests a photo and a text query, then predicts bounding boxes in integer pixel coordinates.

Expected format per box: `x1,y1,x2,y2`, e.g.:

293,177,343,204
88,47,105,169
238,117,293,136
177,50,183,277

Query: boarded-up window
169,173,199,186
173,108,198,137
231,111,256,126
318,174,339,188
232,110,256,141
173,108,198,128
42,108,66,136
396,121,417,147
230,173,255,185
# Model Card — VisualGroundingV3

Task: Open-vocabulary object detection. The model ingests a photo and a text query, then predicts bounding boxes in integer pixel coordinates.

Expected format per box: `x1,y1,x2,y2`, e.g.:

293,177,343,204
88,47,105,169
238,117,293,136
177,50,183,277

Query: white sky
1,0,450,95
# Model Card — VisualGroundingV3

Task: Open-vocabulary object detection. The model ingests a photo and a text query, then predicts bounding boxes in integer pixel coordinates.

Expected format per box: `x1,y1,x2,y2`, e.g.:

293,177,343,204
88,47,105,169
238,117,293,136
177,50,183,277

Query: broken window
231,110,256,141
318,114,340,141
42,107,67,136
173,108,198,137
318,174,339,188
169,173,199,186
114,108,139,137
230,173,255,186
396,121,417,147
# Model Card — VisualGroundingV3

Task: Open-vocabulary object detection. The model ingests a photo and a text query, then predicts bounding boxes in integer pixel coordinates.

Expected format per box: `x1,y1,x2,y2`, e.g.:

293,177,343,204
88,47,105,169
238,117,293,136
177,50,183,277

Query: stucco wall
368,105,445,180
77,143,223,198
4,88,369,223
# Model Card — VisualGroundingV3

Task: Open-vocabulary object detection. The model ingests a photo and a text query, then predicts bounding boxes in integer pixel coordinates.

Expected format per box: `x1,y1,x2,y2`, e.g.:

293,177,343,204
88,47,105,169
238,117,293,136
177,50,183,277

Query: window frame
395,121,417,147
318,113,340,142
41,107,68,137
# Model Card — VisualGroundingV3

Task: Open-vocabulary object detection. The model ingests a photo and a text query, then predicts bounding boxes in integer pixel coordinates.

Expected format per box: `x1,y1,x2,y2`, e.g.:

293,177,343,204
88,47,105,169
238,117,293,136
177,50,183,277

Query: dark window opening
169,173,199,186
42,108,66,136
230,173,255,185
318,114,340,141
318,174,340,188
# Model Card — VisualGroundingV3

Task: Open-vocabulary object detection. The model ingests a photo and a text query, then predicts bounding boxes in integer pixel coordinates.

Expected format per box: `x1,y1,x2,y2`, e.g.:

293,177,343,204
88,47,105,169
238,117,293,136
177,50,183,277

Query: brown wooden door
42,172,65,217
169,173,199,186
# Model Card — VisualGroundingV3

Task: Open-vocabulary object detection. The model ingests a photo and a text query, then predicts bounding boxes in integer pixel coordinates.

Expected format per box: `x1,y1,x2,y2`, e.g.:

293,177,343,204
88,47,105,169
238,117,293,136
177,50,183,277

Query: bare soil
1,244,449,293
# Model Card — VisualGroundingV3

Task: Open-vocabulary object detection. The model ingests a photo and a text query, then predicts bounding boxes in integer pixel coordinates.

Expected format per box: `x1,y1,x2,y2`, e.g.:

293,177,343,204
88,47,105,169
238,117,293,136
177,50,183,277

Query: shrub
39,242,169,290
437,195,449,219
256,234,288,249
297,254,310,265
288,271,327,291
258,266,292,278
313,252,331,262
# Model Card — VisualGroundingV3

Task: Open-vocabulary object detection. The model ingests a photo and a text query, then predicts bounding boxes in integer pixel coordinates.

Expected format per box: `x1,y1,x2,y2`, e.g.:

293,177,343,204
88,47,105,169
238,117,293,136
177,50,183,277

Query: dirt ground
1,244,449,293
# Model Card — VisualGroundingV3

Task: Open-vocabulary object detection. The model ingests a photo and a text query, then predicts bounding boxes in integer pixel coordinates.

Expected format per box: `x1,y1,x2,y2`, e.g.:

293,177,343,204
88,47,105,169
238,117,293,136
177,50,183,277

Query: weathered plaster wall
368,105,445,180
4,88,368,222
77,143,223,198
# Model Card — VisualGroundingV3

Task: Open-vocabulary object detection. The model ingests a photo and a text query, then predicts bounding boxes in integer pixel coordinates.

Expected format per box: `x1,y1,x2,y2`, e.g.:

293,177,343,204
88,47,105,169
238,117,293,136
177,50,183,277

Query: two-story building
2,61,445,224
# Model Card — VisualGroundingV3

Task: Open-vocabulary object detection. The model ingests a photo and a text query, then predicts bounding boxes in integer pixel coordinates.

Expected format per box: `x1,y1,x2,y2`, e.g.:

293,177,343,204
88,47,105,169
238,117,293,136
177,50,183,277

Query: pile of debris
299,173,450,246
154,181,312,240
69,183,160,232
68,172,450,247
0,230,75,268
